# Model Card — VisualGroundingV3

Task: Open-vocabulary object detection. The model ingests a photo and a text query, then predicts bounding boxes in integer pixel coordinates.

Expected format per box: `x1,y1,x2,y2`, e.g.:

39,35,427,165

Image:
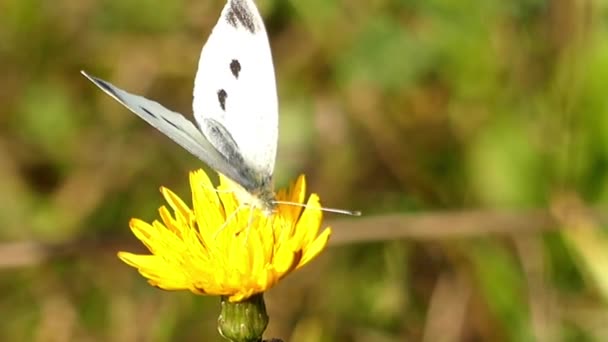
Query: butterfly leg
213,203,246,239
242,204,256,244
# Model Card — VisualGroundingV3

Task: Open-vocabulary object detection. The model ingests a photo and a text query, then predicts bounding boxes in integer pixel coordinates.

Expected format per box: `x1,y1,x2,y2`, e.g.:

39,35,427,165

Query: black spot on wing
139,106,158,119
230,59,241,79
161,117,179,130
94,78,120,99
217,89,227,111
225,0,257,33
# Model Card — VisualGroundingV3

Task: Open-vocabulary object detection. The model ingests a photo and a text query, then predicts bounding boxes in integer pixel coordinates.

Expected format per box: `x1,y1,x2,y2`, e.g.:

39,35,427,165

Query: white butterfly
82,0,359,217
82,0,277,213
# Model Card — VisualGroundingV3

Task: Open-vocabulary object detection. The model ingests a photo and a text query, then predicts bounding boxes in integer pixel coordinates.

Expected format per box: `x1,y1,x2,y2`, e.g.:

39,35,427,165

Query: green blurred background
2,0,608,341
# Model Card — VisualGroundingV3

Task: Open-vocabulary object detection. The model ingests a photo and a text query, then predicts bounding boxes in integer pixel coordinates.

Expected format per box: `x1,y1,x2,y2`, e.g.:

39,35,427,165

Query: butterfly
82,0,359,217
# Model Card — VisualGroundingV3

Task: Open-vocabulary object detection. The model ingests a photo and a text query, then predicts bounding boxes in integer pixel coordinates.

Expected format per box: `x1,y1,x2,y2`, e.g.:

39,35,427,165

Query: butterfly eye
230,59,241,79
217,89,228,111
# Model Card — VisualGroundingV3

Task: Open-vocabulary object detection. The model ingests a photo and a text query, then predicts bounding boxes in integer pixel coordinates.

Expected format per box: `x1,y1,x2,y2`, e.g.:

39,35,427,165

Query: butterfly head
224,175,276,216
250,187,276,216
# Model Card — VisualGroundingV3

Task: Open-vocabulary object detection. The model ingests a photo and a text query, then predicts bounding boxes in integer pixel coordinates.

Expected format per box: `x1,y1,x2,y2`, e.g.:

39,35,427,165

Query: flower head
118,169,331,302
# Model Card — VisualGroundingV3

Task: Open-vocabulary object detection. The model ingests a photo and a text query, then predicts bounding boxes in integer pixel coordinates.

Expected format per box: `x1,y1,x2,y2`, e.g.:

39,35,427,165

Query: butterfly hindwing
81,71,258,191
193,0,278,183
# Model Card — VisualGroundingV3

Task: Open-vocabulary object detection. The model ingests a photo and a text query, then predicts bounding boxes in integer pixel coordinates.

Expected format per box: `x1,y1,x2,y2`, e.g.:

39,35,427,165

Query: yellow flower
118,169,331,302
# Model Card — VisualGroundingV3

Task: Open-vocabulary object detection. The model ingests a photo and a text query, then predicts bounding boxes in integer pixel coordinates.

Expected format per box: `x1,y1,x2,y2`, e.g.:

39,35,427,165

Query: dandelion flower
118,169,331,303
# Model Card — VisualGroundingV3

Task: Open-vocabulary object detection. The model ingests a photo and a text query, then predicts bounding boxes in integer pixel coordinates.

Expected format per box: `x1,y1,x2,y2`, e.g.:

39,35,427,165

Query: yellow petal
293,194,323,247
298,227,332,268
161,187,192,223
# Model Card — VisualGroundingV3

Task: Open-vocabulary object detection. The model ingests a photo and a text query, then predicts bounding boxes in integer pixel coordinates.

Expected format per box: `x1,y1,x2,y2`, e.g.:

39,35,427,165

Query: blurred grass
2,0,608,341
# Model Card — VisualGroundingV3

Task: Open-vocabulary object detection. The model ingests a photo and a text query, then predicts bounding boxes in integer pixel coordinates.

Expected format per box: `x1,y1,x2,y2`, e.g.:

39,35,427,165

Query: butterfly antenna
271,200,361,216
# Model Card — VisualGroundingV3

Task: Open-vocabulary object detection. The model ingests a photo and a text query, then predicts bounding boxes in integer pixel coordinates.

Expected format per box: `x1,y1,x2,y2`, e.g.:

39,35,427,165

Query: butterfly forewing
193,0,278,183
81,0,278,208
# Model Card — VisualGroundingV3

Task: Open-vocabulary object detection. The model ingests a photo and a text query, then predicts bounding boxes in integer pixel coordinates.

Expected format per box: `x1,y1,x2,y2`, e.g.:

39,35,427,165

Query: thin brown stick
0,209,606,268
328,208,608,246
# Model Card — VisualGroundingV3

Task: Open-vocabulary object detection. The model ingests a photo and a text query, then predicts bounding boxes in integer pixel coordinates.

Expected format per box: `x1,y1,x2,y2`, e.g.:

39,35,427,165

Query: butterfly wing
193,0,278,187
81,71,259,190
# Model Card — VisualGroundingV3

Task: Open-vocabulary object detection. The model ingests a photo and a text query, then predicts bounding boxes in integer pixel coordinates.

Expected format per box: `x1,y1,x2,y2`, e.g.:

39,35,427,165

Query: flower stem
218,293,269,342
